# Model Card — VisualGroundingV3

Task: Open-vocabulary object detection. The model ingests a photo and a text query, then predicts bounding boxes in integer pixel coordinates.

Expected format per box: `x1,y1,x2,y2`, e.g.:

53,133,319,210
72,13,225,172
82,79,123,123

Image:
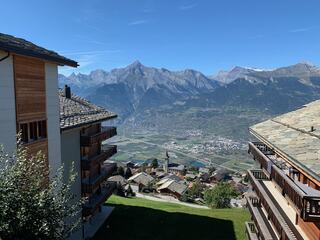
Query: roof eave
0,45,78,67
60,114,117,132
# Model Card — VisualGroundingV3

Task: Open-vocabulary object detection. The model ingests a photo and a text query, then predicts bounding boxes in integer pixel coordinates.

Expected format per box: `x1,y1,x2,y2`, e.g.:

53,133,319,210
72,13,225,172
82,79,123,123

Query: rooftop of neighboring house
199,167,210,174
108,175,127,186
59,88,117,130
168,164,185,171
128,172,154,186
157,180,188,195
0,32,78,67
250,99,320,182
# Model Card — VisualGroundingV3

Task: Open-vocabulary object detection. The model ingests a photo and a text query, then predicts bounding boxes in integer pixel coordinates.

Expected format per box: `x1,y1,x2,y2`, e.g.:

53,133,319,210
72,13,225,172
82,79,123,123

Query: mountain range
59,61,320,122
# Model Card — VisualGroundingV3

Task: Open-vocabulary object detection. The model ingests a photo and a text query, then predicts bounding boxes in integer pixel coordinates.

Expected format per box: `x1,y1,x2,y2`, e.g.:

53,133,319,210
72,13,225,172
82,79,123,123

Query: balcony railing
245,195,276,240
82,163,117,193
245,222,259,240
248,142,273,174
81,126,117,146
81,145,117,170
248,170,303,240
83,182,116,217
271,165,320,221
249,142,320,222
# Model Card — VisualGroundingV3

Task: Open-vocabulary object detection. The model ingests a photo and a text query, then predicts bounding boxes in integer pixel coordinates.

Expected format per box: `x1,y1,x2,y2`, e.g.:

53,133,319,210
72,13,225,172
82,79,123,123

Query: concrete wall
0,51,16,153
45,63,62,178
61,128,83,240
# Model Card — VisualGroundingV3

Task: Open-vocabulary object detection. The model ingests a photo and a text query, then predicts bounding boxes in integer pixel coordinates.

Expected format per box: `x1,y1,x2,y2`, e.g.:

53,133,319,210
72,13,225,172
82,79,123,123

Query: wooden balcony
81,126,117,146
271,165,320,222
249,142,320,222
81,145,117,170
245,195,276,240
245,222,259,240
248,169,304,240
83,182,116,217
82,163,117,193
248,142,273,174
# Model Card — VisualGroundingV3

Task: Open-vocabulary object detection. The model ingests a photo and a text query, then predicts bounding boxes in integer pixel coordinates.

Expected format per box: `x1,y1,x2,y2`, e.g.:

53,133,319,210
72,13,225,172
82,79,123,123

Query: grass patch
93,196,250,240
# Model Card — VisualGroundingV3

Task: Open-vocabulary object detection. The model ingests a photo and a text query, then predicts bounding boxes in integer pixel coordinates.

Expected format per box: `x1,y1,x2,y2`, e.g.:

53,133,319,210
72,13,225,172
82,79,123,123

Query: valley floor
93,195,250,240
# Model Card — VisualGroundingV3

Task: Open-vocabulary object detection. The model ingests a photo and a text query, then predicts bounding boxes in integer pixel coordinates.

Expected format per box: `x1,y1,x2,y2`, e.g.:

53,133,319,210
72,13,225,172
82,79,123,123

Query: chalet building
246,100,320,240
157,180,188,199
0,33,117,239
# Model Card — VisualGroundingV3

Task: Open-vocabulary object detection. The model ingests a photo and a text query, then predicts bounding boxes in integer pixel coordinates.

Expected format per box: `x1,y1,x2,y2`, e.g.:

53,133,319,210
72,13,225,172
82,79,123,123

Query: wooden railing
272,168,320,222
83,182,116,217
81,145,117,170
250,169,269,180
82,163,117,193
246,195,275,240
270,165,305,213
302,196,320,221
245,222,259,240
81,126,117,146
248,142,273,174
248,170,299,240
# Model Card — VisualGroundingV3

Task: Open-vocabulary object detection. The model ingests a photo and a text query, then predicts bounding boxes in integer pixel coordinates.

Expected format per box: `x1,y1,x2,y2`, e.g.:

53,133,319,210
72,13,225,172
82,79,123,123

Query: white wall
0,51,16,153
61,128,82,240
45,63,62,179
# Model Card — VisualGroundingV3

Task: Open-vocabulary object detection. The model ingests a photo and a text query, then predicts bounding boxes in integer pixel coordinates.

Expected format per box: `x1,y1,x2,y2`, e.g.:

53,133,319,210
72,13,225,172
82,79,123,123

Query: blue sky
1,0,320,75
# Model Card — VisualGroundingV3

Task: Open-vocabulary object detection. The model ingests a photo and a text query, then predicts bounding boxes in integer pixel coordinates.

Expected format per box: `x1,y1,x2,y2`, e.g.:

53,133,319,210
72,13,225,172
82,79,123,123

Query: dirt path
135,193,210,209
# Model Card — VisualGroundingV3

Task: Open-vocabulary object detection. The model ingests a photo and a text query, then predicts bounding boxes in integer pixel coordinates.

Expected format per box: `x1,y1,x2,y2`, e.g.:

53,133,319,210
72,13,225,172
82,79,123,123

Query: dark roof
59,90,117,130
0,33,78,67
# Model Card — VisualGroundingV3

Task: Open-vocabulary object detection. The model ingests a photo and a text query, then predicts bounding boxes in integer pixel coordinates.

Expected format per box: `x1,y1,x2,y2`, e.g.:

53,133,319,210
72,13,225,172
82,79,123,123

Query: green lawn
93,196,250,240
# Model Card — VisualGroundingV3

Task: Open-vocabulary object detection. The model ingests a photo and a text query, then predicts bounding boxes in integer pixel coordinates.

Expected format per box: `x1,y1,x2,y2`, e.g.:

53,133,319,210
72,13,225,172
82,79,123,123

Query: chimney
311,126,315,132
64,85,71,99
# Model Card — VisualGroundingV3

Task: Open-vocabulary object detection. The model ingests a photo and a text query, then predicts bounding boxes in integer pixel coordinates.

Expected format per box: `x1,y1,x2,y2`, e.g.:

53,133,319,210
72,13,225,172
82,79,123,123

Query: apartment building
246,100,320,240
0,33,117,239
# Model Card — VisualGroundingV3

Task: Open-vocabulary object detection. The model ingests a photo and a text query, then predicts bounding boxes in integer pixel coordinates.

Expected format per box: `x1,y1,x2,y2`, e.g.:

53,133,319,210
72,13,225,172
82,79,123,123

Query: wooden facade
13,55,48,160
14,55,46,122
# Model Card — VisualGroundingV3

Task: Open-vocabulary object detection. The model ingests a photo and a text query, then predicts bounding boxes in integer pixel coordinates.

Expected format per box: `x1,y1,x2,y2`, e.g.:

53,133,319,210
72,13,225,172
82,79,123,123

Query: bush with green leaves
204,182,238,208
0,139,82,240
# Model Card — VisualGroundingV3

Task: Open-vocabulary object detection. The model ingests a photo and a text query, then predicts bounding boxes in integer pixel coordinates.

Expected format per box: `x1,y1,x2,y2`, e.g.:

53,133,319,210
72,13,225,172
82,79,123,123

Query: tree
124,167,133,179
151,158,159,168
0,139,82,240
188,180,205,199
182,180,205,202
117,166,125,176
204,182,238,208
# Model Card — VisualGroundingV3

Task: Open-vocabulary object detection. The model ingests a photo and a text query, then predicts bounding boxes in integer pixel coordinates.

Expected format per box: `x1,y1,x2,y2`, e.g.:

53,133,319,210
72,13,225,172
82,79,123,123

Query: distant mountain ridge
59,61,320,121
59,61,219,120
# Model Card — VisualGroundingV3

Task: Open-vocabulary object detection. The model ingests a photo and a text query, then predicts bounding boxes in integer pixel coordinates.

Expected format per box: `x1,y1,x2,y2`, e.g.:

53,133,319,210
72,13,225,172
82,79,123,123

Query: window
20,123,28,143
18,120,47,144
38,120,47,138
29,122,38,141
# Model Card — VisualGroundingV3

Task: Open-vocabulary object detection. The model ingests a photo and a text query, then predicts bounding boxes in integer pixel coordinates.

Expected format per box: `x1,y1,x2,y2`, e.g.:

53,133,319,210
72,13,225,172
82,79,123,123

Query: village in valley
106,151,249,208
